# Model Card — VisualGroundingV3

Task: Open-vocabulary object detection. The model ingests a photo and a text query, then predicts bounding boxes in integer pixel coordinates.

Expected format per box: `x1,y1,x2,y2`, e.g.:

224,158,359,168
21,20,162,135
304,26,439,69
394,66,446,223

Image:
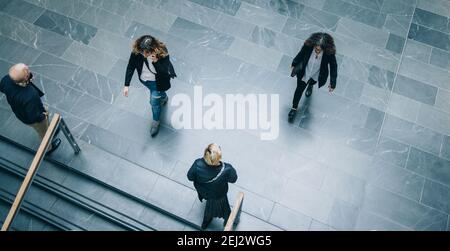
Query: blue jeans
142,81,167,122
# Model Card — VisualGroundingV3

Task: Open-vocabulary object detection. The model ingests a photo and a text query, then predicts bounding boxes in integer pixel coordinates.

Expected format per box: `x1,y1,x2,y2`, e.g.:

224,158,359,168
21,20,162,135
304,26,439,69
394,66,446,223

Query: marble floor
0,0,450,230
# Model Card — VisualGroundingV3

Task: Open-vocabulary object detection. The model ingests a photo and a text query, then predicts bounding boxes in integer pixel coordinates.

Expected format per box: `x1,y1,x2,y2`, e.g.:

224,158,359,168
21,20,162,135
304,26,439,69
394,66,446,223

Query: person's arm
227,165,238,184
123,53,136,97
187,162,197,182
292,44,307,67
329,54,338,90
168,58,177,78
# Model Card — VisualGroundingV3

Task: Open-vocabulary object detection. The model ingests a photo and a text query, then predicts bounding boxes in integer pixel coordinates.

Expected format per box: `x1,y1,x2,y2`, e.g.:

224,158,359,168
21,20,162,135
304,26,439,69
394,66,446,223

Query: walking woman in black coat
187,143,238,230
123,35,177,136
288,32,338,122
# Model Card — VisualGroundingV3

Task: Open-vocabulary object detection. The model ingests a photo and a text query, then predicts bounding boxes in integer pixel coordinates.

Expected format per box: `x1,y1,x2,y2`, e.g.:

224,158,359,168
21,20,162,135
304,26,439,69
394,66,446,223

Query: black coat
292,45,338,89
0,75,46,125
125,52,177,91
187,158,238,201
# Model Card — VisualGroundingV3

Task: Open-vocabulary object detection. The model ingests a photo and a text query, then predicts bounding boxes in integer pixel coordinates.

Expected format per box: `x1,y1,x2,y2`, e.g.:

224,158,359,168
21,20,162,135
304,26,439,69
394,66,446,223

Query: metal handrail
1,114,61,231
224,192,244,231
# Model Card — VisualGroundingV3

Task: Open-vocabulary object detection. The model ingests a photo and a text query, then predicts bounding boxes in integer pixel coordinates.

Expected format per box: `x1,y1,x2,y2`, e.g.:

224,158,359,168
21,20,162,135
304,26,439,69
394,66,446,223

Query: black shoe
150,122,160,137
288,109,297,123
46,138,61,155
305,84,313,97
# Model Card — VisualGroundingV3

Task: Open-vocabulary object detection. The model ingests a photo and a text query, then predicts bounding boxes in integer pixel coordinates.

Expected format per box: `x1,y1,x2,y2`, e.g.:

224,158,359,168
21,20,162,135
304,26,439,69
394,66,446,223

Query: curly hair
304,32,336,55
132,35,168,59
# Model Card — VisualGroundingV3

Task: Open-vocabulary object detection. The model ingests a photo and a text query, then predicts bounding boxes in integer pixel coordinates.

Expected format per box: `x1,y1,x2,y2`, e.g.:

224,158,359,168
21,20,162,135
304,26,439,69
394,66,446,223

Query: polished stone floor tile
421,180,450,214
407,147,450,187
393,74,437,105
386,33,406,54
2,0,45,23
408,23,450,52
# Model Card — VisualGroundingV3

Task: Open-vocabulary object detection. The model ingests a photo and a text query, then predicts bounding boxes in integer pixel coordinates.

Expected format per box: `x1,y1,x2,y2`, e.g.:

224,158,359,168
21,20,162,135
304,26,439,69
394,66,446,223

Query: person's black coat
0,75,46,125
291,45,338,89
187,158,238,201
125,52,177,91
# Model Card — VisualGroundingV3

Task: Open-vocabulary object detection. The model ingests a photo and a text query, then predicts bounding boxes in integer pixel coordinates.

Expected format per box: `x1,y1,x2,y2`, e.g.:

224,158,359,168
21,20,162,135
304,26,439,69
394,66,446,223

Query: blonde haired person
123,35,177,137
0,63,61,154
187,144,238,230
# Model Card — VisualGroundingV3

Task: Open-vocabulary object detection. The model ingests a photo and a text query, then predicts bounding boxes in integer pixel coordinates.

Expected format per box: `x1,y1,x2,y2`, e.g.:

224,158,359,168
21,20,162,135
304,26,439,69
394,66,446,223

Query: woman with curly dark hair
123,35,177,136
288,32,338,122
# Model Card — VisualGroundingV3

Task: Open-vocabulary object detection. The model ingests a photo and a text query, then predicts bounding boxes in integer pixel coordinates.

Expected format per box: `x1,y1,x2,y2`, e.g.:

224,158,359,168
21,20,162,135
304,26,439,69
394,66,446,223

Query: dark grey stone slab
34,10,97,45
407,147,450,187
363,185,448,230
0,0,9,9
68,94,116,127
97,190,146,219
159,0,221,28
30,52,78,83
100,0,134,16
168,17,234,51
212,13,255,40
430,47,450,71
364,108,385,132
408,23,450,52
26,0,91,19
268,203,312,230
386,33,406,54
381,0,415,16
393,74,438,105
254,0,305,19
79,6,132,35
188,0,242,16
421,179,450,214
368,65,395,91
323,0,386,28
2,0,45,23
49,199,95,229
442,136,450,160
416,104,450,137
0,36,41,64
85,214,126,231
413,8,449,34
374,136,410,168
138,207,187,231
381,114,443,156
403,39,432,63
342,0,383,12
367,159,425,202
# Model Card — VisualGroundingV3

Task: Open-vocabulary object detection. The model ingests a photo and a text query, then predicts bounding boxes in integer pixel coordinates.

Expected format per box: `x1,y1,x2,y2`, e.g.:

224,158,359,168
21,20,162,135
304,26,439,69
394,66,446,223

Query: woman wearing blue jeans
123,35,177,136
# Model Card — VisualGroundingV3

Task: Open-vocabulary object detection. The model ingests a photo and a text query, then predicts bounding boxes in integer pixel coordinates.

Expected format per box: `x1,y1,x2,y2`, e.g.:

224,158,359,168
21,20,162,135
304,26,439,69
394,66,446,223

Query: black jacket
125,52,177,91
187,158,238,201
292,45,338,89
0,75,46,125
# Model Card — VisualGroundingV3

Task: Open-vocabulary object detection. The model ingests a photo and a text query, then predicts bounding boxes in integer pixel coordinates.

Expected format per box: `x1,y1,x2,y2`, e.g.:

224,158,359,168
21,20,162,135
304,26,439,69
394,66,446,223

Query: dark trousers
292,78,316,109
202,209,231,228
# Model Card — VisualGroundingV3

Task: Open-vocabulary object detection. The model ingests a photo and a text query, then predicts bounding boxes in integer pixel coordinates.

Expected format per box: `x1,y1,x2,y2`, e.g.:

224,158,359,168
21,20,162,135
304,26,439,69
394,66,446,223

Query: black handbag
291,62,303,77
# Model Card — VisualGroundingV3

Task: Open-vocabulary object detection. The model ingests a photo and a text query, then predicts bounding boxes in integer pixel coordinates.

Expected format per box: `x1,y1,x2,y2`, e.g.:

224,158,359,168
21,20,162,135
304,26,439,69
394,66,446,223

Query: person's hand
328,84,335,93
123,86,129,97
150,54,158,63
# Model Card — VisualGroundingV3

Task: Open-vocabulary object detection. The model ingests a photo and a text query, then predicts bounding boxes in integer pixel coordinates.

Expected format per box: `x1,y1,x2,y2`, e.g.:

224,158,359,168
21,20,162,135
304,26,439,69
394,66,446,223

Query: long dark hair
132,35,168,59
304,32,336,55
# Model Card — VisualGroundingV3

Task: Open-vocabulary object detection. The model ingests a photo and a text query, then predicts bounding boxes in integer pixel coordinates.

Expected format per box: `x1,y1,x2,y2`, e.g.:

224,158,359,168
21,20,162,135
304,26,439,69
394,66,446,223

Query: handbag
291,61,303,77
204,162,225,184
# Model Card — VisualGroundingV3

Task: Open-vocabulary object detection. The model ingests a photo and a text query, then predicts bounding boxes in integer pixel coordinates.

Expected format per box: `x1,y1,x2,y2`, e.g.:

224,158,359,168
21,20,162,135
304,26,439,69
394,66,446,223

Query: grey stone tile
25,0,91,19
430,47,450,71
291,0,326,9
342,77,364,101
188,0,242,16
138,207,188,231
382,114,443,156
417,0,450,21
276,54,294,75
250,26,302,56
297,6,340,30
0,0,9,9
326,198,360,230
107,59,128,84
2,0,45,23
374,136,410,168
34,10,97,45
227,38,283,71
62,42,117,76
67,67,122,104
332,33,371,63
89,29,133,61
393,74,437,106
408,23,450,52
0,35,41,64
69,94,116,129
407,147,450,187
48,199,94,229
268,203,312,230
416,104,450,136
355,210,411,230
386,93,421,123
235,2,288,32
99,0,134,16
30,52,78,83
383,14,412,37
381,0,415,16
321,167,367,207
86,214,126,231
79,6,131,36
386,33,406,54
421,179,450,214
341,0,383,12
398,57,450,92
234,212,282,231
228,185,275,222
359,83,391,112
403,40,432,63
335,18,390,48
364,107,385,132
97,189,146,219
61,173,108,201
125,1,177,33
413,8,449,34
168,17,235,51
308,220,335,230
25,186,58,211
345,126,379,155
362,185,448,230
323,0,386,28
367,46,401,73
442,136,450,160
159,0,221,28
249,0,305,20
212,13,255,40
367,159,425,202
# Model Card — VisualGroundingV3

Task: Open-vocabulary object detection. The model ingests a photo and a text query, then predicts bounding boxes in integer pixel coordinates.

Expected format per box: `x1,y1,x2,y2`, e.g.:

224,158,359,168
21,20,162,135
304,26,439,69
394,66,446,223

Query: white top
141,59,156,82
302,50,323,82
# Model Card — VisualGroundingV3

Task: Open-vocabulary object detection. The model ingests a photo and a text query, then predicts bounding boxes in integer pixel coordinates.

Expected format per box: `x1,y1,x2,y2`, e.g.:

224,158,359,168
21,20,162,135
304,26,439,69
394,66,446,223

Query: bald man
0,63,61,154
